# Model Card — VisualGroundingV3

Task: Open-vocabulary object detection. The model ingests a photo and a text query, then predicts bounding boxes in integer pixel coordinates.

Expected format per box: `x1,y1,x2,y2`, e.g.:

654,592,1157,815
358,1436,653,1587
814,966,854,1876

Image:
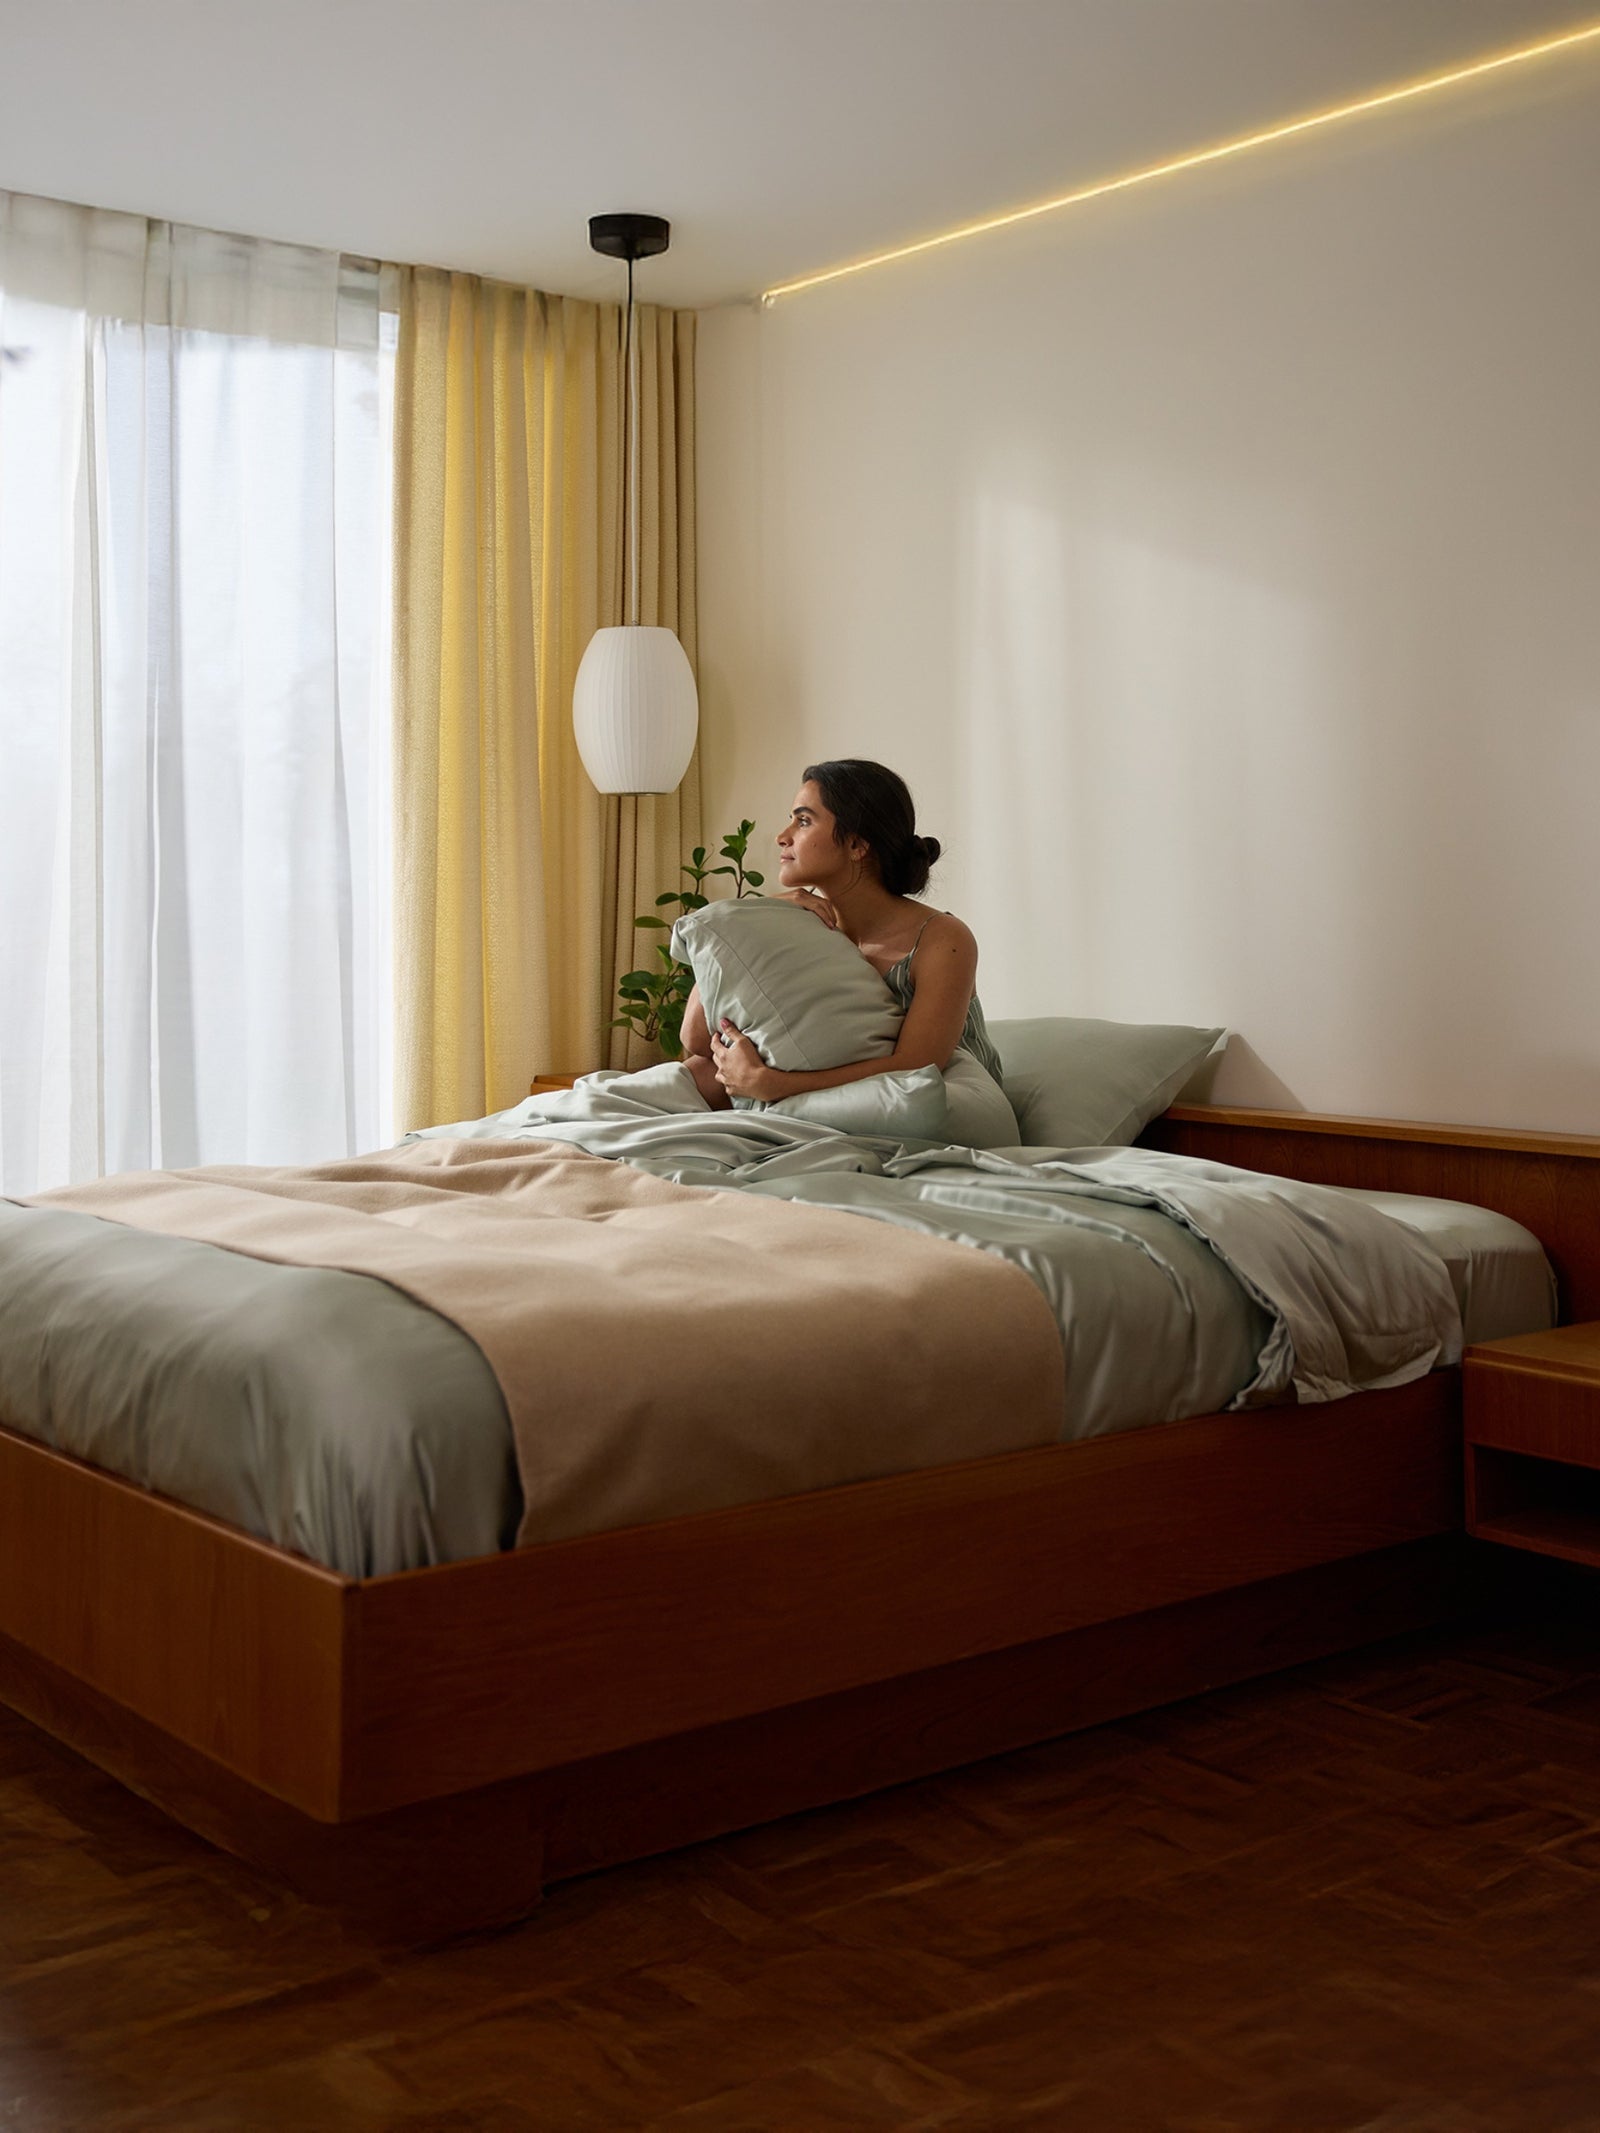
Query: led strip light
761,18,1600,303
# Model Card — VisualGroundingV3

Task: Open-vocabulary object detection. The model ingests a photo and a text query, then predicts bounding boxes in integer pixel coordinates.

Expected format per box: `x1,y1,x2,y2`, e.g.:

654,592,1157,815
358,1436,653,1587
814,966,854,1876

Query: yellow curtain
393,268,699,1132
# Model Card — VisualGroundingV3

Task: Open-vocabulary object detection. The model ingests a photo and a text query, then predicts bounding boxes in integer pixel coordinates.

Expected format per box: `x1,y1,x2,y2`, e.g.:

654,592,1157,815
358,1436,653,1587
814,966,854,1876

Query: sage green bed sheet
0,1200,519,1576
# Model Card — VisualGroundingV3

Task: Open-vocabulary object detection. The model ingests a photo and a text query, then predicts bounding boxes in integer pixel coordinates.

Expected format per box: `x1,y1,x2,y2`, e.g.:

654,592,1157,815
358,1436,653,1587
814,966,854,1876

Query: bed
3,1059,1598,1937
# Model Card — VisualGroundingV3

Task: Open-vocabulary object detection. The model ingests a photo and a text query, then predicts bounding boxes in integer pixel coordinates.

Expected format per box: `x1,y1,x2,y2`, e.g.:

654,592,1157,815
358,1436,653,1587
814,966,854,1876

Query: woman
681,759,1006,1109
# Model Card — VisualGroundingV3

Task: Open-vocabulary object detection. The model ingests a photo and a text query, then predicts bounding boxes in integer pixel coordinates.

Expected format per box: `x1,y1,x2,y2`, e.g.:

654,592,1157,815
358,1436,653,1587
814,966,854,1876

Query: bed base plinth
1,1525,1474,1942
532,1530,1477,1885
2,1371,1464,1940
0,1629,548,1942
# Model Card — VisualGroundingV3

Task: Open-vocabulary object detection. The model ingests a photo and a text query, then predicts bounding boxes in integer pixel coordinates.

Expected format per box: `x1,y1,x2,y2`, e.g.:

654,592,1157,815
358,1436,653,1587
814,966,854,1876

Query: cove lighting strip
761,18,1600,303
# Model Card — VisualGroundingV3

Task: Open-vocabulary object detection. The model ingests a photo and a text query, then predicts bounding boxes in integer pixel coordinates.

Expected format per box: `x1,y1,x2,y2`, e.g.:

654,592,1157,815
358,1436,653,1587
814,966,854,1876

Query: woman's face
776,781,855,889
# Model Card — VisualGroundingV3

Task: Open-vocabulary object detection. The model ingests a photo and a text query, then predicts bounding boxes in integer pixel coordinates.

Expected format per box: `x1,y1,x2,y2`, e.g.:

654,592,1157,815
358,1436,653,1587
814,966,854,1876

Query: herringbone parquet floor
6,1604,1600,2131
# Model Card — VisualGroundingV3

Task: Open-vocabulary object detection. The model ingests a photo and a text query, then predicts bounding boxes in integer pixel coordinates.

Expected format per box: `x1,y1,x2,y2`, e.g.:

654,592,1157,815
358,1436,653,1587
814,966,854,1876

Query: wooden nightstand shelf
1464,1324,1600,1567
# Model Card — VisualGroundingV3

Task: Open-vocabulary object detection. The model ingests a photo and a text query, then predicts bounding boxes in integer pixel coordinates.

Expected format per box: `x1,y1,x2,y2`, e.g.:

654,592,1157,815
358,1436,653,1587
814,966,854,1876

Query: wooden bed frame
3,1104,1599,1939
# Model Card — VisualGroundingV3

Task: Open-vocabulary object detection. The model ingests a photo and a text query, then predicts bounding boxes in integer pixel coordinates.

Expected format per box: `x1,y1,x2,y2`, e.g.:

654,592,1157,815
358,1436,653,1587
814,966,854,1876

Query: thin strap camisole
882,917,1007,1086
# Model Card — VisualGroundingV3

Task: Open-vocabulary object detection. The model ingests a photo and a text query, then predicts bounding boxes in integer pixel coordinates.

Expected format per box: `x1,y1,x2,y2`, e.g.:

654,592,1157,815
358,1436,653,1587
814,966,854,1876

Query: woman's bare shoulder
914,908,978,963
920,907,976,946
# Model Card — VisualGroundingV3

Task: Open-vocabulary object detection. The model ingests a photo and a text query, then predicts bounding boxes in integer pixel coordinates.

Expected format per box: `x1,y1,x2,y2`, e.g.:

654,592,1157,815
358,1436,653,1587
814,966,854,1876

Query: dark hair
802,759,942,897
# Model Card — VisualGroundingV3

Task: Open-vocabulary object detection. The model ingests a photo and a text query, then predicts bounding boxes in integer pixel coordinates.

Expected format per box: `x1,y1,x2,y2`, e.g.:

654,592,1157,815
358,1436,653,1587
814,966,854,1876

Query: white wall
696,54,1600,1132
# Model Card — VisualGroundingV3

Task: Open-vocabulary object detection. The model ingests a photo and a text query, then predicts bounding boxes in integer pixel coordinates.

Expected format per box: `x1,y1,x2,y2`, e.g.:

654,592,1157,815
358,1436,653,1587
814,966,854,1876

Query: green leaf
614,819,766,1035
659,994,687,1055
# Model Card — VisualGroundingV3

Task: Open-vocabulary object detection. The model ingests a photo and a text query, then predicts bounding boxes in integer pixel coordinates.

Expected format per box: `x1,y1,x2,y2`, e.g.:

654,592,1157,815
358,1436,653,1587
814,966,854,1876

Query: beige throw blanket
38,1138,1066,1547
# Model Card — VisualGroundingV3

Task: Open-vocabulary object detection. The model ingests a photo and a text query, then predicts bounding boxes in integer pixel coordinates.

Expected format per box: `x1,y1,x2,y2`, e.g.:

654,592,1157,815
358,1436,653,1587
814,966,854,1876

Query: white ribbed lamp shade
572,625,699,794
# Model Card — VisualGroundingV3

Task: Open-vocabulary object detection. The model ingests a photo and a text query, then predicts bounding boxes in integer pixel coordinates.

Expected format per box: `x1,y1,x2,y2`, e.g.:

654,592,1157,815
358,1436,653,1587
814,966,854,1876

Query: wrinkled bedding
19,1136,1066,1557
0,1067,1469,1576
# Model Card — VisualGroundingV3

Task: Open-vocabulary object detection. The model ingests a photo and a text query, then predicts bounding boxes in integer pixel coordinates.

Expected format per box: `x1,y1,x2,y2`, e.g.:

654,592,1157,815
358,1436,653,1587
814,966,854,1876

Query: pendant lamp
572,212,699,795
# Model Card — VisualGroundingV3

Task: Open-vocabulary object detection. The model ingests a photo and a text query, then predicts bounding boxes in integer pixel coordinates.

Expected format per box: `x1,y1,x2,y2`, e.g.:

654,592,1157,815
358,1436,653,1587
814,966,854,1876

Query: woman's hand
777,888,840,930
713,1022,780,1101
684,1050,732,1109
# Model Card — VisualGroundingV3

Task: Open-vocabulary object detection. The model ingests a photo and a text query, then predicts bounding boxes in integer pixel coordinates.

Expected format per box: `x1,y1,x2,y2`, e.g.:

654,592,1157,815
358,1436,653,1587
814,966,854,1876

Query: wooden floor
7,1590,1600,2130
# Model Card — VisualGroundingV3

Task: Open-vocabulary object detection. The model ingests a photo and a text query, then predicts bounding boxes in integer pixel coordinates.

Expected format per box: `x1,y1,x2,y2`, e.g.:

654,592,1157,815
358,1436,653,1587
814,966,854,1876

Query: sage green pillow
670,899,901,1069
671,900,1021,1147
762,1064,949,1139
944,1050,1021,1148
991,1016,1223,1148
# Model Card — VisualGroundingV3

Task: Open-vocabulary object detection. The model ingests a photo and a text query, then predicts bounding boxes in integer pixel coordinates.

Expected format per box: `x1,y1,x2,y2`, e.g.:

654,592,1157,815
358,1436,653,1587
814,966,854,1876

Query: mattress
1330,1187,1556,1345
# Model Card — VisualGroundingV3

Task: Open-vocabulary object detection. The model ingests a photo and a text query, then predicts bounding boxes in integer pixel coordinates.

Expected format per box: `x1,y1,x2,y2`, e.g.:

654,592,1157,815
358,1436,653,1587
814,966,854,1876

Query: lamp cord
624,255,640,629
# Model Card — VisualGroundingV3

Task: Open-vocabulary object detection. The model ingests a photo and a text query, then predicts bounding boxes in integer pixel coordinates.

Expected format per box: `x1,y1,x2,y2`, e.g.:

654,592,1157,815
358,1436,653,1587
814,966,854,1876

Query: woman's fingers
714,1022,763,1094
782,889,838,928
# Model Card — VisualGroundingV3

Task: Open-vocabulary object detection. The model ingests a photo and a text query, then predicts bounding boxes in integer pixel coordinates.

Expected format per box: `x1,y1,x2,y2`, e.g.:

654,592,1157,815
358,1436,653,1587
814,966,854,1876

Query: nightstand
528,1074,579,1095
1464,1323,1600,1566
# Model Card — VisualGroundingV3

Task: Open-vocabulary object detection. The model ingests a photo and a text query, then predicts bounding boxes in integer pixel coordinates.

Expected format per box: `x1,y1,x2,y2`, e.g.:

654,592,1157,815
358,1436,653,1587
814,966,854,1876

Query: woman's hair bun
800,759,938,895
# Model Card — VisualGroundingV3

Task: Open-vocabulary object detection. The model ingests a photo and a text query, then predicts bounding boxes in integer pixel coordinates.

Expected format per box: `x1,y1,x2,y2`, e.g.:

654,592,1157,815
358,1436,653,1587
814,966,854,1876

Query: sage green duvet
0,1067,1507,1575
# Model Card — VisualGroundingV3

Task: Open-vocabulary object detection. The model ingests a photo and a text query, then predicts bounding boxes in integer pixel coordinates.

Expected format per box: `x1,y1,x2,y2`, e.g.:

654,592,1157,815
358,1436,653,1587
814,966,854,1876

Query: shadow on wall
1181,1035,1304,1112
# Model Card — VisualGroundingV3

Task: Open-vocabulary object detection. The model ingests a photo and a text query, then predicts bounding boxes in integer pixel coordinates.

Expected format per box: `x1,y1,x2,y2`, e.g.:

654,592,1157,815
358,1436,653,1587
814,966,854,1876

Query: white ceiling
0,0,1591,308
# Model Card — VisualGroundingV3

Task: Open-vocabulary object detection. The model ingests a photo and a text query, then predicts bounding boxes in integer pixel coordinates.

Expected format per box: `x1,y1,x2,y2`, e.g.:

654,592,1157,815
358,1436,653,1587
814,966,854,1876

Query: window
0,203,394,1194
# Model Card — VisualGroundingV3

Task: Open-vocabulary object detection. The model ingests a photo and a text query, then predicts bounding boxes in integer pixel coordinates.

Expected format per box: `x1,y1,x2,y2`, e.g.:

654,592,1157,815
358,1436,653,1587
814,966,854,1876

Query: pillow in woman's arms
758,1053,1014,1146
760,1063,949,1140
943,1050,1021,1148
670,899,1016,1146
670,898,902,1069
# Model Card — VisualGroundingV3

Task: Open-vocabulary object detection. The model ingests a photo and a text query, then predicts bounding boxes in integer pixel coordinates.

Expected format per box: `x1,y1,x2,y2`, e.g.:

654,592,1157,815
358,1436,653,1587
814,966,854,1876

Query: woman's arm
681,984,713,1059
679,985,732,1107
714,916,978,1102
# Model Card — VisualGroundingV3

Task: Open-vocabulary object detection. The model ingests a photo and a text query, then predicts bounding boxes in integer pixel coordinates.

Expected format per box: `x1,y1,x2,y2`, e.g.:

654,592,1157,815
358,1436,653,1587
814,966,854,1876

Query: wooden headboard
1143,1105,1600,1326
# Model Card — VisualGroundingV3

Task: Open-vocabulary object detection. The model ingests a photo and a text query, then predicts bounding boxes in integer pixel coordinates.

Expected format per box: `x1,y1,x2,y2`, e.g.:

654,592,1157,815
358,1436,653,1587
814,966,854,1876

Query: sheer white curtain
0,191,394,1196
